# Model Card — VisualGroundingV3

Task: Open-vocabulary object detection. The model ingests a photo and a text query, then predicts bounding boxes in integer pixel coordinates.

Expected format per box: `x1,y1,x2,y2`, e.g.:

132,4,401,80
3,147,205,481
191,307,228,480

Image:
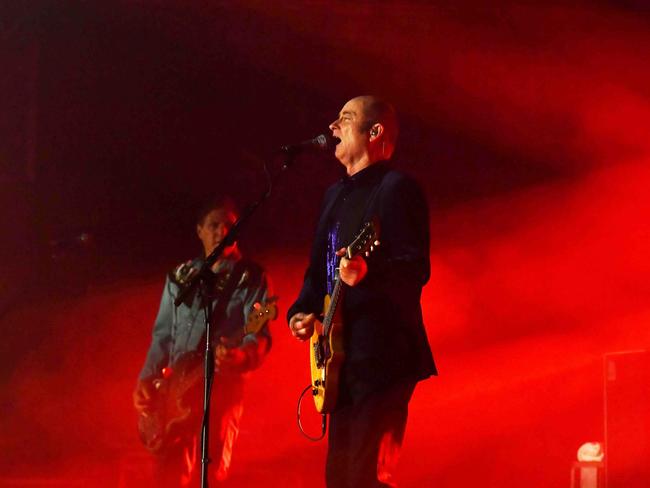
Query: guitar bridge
313,334,332,369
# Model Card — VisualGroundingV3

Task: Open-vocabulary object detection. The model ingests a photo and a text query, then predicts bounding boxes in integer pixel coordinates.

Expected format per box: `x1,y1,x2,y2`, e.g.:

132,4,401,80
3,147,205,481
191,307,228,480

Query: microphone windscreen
314,133,341,150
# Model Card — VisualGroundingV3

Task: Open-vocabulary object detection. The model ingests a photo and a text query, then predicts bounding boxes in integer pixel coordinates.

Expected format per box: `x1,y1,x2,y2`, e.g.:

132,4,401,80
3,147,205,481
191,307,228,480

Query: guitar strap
360,173,385,226
203,259,249,345
332,169,386,250
345,171,385,244
167,259,249,369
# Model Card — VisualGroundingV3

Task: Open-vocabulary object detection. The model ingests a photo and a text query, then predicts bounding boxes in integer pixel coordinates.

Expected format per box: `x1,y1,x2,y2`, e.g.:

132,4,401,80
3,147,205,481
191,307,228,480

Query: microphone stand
173,148,306,488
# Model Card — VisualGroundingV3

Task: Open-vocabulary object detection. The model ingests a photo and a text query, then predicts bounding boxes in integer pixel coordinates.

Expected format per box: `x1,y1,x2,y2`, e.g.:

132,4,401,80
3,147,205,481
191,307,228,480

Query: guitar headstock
244,296,278,334
346,219,380,259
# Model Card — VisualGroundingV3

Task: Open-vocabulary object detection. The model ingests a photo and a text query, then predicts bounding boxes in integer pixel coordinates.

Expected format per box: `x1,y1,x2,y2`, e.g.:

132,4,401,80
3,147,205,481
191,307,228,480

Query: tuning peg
365,251,370,257
374,240,380,246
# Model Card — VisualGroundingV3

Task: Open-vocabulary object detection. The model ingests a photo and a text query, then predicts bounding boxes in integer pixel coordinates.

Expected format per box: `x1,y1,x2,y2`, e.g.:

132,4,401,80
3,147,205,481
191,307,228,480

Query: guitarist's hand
215,339,249,373
337,247,368,286
289,312,318,341
133,380,156,416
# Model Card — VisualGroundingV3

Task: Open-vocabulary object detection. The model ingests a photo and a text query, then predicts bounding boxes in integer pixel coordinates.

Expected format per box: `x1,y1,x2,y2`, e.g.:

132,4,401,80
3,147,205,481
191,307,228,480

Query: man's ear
369,124,383,140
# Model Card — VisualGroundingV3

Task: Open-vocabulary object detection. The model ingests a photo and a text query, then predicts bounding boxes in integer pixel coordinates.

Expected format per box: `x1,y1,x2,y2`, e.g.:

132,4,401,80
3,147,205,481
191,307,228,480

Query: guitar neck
173,301,276,397
323,278,345,336
322,231,372,334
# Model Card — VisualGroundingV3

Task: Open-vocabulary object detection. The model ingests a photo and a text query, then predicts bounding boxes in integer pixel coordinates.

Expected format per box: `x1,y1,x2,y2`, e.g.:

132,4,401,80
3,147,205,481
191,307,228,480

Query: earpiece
370,128,378,137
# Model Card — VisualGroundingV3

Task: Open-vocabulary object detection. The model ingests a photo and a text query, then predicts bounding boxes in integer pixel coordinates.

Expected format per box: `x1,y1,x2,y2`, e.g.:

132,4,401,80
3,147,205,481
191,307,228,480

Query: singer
287,96,437,487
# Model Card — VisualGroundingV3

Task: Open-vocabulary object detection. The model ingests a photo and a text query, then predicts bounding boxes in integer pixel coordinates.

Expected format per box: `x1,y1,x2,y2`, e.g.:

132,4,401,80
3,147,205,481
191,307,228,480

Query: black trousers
325,380,417,488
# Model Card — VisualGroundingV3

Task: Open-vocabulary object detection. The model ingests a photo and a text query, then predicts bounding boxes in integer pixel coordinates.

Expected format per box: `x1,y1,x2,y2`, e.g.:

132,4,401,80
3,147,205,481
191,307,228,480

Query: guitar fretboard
323,277,344,336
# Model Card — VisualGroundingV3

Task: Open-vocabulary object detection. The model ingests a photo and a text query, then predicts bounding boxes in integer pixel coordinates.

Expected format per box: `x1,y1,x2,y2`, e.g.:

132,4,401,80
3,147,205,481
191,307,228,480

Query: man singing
288,96,437,487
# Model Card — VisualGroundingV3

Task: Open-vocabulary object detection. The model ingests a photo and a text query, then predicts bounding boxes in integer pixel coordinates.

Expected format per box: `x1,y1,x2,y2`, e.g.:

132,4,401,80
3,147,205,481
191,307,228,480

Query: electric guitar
137,297,278,454
309,221,379,414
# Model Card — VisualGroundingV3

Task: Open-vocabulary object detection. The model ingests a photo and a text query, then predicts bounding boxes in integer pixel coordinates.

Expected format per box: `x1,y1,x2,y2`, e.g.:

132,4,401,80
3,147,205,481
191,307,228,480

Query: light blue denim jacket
138,255,269,381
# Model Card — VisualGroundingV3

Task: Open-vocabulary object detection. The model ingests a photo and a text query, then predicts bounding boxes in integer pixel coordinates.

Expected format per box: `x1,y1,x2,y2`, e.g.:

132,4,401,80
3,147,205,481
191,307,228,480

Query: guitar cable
296,384,327,441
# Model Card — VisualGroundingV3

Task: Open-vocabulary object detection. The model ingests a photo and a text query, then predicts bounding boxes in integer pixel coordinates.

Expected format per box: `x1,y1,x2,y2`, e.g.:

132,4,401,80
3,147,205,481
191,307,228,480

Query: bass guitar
137,297,277,454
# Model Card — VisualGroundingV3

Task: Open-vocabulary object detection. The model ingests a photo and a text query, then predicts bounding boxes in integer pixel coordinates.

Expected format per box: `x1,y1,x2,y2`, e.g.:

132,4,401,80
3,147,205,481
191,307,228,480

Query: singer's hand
289,312,318,341
337,248,367,286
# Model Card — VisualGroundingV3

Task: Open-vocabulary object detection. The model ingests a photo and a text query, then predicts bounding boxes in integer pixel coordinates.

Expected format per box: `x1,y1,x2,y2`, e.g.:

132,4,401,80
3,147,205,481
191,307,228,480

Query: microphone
281,133,340,153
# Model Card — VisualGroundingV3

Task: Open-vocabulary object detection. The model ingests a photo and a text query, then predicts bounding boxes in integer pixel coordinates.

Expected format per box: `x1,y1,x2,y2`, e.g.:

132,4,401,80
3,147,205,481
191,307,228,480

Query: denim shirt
139,256,269,381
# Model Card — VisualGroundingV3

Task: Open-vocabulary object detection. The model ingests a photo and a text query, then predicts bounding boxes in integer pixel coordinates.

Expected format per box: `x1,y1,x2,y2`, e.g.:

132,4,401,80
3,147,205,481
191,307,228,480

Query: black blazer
288,163,437,405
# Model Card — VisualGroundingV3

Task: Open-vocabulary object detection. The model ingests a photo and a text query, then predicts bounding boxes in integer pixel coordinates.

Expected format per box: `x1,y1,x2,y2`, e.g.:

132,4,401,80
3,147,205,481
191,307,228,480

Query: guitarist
288,96,437,488
133,196,271,487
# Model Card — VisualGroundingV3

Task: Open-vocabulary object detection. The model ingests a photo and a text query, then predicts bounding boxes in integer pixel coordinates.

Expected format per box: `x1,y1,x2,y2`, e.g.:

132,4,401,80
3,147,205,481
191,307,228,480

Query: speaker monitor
604,350,650,488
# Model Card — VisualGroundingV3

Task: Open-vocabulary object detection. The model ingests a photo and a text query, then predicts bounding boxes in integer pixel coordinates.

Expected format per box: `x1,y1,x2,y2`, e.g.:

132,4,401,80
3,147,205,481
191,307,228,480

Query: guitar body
309,294,345,414
137,352,202,454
